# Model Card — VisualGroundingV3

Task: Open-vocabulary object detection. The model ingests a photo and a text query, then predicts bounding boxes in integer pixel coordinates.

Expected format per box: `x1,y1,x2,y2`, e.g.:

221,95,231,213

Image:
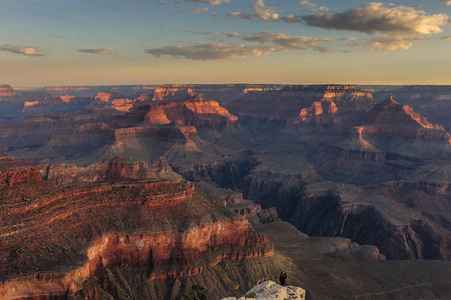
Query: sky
0,0,450,87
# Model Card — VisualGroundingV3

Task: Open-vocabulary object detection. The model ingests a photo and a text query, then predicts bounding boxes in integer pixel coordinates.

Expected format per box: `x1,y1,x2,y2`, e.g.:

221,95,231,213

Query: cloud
302,3,449,35
443,0,451,6
312,46,332,53
184,0,230,4
180,7,209,13
0,45,46,57
440,35,451,40
347,41,360,47
364,34,423,51
312,6,330,13
227,12,252,19
299,1,316,8
253,0,279,21
282,15,301,23
78,48,116,55
242,31,330,49
224,32,244,38
337,37,357,41
145,43,285,60
146,30,332,61
185,30,218,35
157,1,166,4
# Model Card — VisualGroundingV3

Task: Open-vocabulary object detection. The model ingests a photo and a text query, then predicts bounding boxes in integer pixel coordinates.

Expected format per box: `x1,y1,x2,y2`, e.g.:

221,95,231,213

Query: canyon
0,154,279,299
0,83,450,299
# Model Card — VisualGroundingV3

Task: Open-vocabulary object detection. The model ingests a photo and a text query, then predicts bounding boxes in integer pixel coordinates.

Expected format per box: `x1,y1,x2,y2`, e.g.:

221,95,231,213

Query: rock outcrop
0,153,41,187
39,156,181,185
0,85,19,98
361,96,450,144
160,84,284,104
227,84,373,119
221,280,305,300
151,86,196,101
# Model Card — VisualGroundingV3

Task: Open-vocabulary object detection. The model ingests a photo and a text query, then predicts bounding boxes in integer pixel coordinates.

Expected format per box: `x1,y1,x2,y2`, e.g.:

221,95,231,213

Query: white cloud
180,7,209,13
227,11,252,19
299,1,316,8
302,2,449,35
0,45,46,57
242,31,330,49
253,0,279,21
364,34,423,51
146,43,285,60
78,48,116,55
146,30,332,60
312,6,330,13
184,0,230,4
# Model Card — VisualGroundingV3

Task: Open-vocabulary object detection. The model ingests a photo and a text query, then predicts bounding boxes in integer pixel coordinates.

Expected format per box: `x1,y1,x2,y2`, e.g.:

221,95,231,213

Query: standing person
279,271,286,286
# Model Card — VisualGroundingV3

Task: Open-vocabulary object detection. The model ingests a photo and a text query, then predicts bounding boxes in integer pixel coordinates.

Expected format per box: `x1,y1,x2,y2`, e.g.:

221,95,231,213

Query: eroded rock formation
221,280,306,300
0,158,279,299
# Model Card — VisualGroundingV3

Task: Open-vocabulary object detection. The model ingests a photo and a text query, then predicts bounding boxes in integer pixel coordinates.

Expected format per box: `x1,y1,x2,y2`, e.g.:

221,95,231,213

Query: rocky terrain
0,83,450,299
221,280,306,300
0,154,280,299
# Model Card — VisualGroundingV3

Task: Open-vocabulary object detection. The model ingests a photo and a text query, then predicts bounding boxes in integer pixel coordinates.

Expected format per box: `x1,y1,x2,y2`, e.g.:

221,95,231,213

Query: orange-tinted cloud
0,45,46,57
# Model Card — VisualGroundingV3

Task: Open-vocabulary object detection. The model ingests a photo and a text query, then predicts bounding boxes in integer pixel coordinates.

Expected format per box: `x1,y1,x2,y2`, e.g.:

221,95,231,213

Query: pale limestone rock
220,280,306,300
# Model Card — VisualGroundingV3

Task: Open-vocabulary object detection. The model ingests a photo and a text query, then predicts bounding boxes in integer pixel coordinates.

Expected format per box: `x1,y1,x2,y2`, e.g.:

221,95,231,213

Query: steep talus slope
0,157,280,299
372,156,451,231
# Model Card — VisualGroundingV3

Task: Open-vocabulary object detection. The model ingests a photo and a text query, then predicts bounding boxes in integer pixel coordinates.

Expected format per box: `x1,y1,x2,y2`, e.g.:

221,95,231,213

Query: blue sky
0,0,450,86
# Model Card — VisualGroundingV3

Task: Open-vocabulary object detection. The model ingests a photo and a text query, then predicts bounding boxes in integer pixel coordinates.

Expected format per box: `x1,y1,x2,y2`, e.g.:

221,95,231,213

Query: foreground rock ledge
221,280,306,300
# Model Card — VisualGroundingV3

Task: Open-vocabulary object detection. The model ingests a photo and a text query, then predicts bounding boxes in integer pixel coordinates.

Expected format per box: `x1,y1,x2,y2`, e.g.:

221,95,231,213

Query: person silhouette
279,271,287,286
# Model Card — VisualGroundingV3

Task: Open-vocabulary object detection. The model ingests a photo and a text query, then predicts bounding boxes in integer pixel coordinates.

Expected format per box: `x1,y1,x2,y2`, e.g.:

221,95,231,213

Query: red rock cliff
0,160,276,299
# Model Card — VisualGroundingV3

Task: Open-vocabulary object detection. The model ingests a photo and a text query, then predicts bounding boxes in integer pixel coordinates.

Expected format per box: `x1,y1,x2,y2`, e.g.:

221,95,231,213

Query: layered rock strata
0,158,277,299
